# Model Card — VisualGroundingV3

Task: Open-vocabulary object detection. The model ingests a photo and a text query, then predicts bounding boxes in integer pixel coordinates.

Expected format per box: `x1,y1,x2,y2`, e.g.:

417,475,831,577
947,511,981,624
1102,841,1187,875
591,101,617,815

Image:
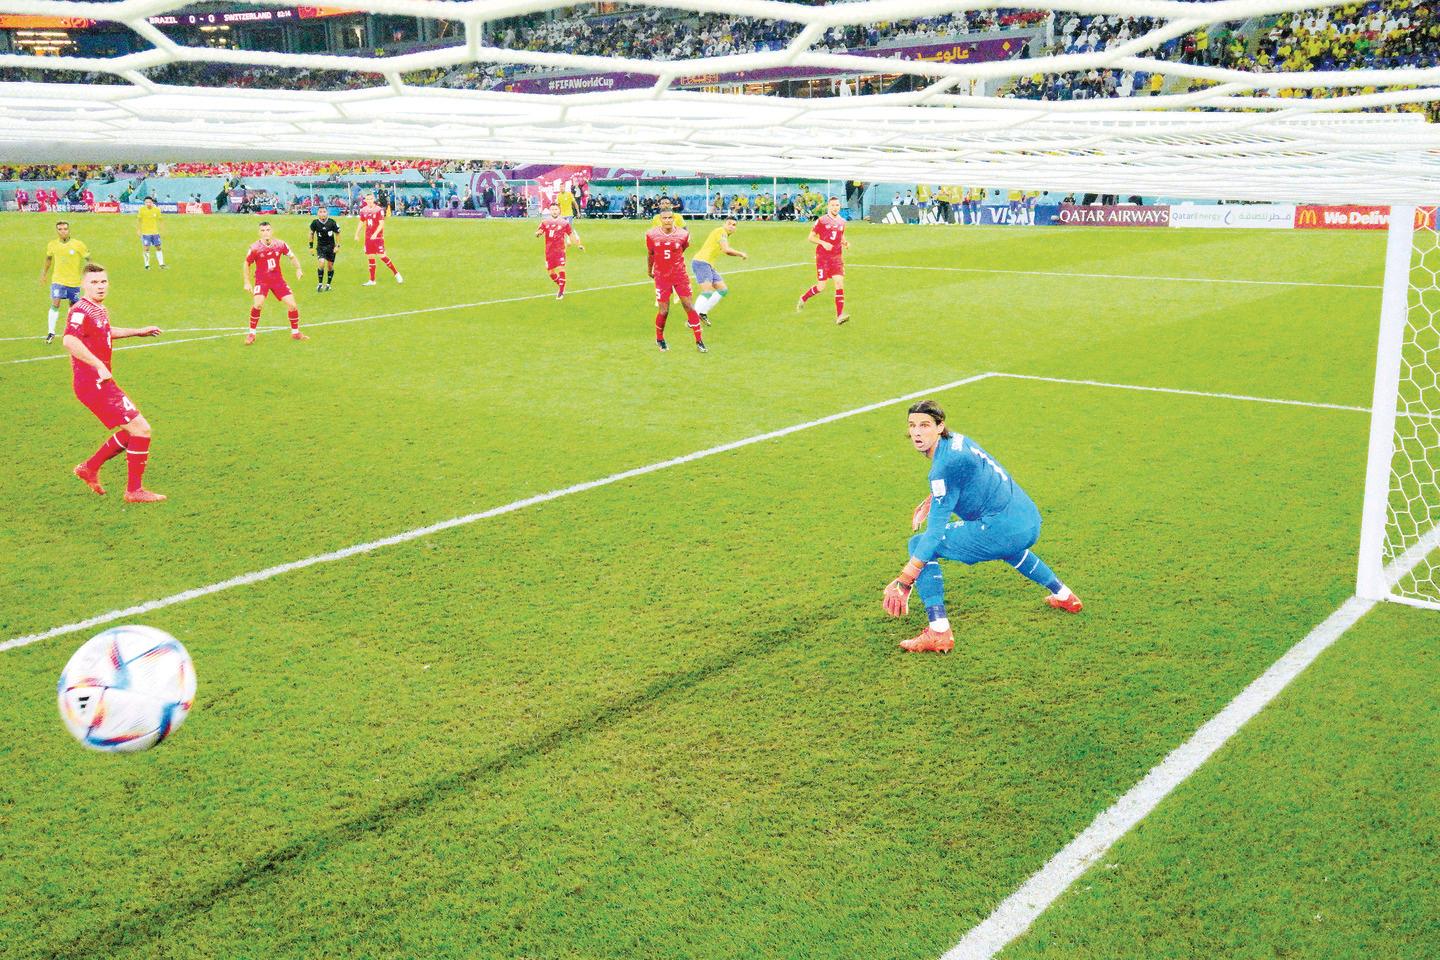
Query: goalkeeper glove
882,559,926,617
911,495,933,531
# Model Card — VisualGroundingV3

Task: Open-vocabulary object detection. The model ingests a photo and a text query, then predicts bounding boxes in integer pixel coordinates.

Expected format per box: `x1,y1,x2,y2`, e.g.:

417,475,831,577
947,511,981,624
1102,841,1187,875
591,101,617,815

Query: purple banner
1056,204,1172,227
494,36,1027,95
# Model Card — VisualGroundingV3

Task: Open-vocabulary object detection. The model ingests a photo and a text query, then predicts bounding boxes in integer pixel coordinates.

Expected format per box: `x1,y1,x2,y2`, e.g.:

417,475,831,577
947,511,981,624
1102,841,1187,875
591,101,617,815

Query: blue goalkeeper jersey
912,434,1025,561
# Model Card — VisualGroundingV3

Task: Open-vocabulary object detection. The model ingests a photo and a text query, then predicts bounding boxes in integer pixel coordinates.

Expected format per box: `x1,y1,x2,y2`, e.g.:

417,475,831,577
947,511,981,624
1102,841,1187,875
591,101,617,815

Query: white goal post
1357,205,1440,611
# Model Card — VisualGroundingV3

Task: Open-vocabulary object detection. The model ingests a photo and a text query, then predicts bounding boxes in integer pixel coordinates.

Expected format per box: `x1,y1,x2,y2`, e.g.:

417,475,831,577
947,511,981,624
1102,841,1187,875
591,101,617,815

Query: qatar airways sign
1057,204,1171,227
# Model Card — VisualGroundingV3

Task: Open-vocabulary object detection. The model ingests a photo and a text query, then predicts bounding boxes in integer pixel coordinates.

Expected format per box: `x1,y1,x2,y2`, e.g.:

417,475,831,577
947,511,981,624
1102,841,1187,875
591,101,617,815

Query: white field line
0,327,286,341
942,527,1436,960
849,263,1382,290
0,371,996,653
0,262,809,367
992,373,1371,414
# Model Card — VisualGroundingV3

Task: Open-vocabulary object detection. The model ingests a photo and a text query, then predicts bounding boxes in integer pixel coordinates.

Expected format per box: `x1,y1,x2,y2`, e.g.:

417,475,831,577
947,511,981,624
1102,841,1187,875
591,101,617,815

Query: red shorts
253,280,292,301
365,240,386,256
546,253,566,271
816,259,844,281
74,375,139,430
654,273,693,304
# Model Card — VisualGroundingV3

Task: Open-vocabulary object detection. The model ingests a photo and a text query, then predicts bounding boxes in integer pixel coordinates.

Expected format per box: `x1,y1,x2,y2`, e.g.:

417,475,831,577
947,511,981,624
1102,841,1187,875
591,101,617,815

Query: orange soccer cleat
73,464,105,496
1046,590,1083,613
244,332,256,345
123,488,167,504
291,331,309,341
900,626,954,654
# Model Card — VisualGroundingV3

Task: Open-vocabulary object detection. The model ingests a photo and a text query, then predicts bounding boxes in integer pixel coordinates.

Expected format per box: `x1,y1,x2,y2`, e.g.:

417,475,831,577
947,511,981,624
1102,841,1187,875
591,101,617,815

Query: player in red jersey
797,196,851,324
63,264,166,503
537,202,583,299
355,194,403,286
646,211,707,353
242,222,307,345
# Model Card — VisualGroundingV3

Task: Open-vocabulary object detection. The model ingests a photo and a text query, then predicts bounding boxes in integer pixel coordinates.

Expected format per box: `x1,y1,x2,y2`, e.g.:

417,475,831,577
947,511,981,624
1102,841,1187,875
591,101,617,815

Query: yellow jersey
651,212,686,229
45,238,90,287
137,205,162,234
693,227,727,265
557,191,576,217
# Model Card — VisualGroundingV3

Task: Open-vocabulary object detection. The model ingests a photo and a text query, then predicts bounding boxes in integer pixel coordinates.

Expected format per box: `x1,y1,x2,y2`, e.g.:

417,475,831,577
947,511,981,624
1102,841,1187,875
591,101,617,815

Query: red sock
287,308,299,331
835,291,845,317
249,307,261,330
84,432,127,472
655,311,667,339
685,308,703,341
801,284,822,303
381,257,397,275
368,259,377,281
556,271,566,294
124,435,151,492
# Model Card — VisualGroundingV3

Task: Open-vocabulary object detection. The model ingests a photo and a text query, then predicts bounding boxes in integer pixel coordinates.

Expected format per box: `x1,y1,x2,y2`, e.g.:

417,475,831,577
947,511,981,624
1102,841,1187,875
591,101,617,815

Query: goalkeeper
883,400,1082,653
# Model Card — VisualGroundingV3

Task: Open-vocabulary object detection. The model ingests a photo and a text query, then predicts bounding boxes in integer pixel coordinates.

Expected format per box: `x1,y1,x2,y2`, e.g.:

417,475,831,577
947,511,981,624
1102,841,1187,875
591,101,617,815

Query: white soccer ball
57,625,196,753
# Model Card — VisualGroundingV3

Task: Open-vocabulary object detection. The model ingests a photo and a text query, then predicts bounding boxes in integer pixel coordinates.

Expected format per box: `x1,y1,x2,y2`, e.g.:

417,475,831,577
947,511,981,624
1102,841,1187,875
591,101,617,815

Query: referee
308,207,341,292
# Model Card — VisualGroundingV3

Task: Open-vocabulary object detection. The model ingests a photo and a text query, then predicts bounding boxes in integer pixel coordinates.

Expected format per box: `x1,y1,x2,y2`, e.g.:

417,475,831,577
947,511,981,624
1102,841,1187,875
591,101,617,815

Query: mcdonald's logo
1416,207,1437,231
1296,207,1319,227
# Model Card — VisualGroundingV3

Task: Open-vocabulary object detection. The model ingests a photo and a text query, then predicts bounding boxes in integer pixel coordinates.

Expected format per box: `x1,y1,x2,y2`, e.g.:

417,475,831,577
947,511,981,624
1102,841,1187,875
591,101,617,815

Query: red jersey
813,214,845,259
539,217,574,258
646,226,690,279
64,298,113,376
246,240,291,285
358,207,385,244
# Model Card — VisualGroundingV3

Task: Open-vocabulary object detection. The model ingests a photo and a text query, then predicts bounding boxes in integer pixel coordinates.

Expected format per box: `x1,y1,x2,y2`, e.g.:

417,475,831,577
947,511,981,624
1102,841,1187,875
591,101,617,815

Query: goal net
1359,206,1440,610
0,0,1437,201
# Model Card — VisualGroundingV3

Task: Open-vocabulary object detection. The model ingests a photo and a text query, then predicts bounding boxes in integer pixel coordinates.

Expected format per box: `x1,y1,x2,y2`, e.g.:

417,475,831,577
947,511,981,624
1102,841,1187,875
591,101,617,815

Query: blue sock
1008,550,1062,593
915,560,945,608
924,603,947,625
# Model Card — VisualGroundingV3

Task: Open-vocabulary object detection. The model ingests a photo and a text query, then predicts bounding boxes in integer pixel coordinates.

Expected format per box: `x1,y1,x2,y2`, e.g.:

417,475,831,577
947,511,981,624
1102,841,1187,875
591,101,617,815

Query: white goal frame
1357,206,1440,611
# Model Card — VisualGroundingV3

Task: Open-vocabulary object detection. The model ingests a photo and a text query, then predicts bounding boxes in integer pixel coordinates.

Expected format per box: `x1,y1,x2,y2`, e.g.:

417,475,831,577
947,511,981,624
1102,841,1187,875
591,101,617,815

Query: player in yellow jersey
691,217,748,324
39,220,90,343
136,197,167,270
556,183,577,222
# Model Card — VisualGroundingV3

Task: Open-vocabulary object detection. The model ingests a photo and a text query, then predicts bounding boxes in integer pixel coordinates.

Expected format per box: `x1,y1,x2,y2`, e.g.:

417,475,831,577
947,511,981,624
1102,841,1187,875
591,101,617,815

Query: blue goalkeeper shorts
909,487,1041,565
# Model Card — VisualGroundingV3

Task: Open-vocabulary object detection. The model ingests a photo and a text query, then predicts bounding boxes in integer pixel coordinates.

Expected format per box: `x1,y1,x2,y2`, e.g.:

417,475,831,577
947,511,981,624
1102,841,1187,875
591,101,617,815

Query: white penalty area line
0,370,995,653
991,373,1370,414
943,535,1434,960
0,261,810,367
851,263,1381,291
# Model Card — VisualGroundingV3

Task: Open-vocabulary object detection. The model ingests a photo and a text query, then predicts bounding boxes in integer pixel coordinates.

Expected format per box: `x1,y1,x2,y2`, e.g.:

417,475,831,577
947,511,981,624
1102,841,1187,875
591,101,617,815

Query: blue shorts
692,259,723,285
909,487,1041,566
50,283,80,303
141,234,161,247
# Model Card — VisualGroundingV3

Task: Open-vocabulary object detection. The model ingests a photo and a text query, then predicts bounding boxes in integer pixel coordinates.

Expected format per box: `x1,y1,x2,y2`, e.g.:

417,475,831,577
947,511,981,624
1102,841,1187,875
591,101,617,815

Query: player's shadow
45,608,847,959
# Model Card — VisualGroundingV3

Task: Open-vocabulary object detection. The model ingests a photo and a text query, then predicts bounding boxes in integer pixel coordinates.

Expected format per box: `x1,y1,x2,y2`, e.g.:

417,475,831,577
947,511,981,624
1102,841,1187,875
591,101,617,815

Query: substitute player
309,208,341,292
242,222,307,345
796,196,850,324
65,264,166,503
691,217,748,324
356,194,402,286
646,211,707,353
557,183,578,223
39,220,89,343
882,400,1082,653
136,197,167,269
537,202,583,299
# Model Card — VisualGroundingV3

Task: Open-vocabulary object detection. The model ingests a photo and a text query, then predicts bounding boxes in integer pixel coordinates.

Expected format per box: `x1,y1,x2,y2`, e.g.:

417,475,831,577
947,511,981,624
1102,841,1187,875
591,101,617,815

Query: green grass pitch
0,212,1432,959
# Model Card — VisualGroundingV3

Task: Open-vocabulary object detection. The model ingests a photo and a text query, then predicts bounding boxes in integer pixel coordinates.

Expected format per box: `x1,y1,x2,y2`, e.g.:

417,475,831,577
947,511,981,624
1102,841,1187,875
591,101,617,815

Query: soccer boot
556,289,565,301
144,264,151,270
45,332,55,344
900,626,954,654
362,280,376,287
835,313,851,325
316,283,324,292
696,340,708,354
244,332,256,345
394,273,404,284
795,296,806,312
656,338,668,352
291,331,310,341
699,312,710,326
1046,590,1083,613
73,463,105,496
123,488,167,503
160,264,168,270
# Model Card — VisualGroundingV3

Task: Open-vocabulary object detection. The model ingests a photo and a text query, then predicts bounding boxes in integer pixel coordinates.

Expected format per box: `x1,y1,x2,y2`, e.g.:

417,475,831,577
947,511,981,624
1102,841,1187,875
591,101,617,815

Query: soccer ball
57,625,196,753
